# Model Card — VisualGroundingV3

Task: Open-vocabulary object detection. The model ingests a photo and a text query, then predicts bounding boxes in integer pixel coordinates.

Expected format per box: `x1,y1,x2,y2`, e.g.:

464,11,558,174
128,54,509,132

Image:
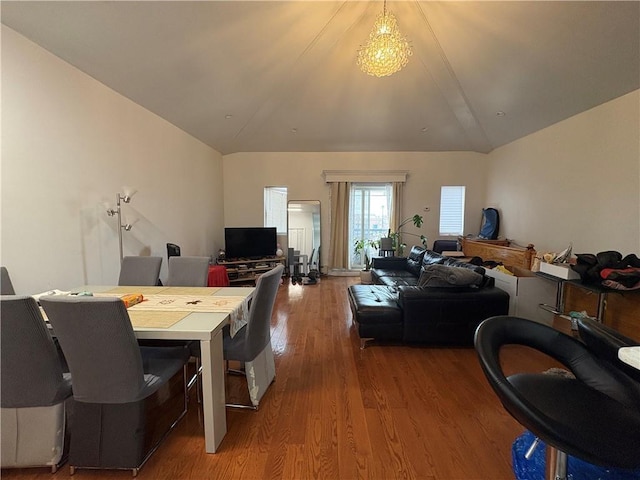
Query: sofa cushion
398,285,509,345
406,246,427,276
422,250,448,266
373,269,415,279
418,264,484,288
371,256,409,270
373,269,419,287
377,276,419,287
347,285,403,343
443,257,485,273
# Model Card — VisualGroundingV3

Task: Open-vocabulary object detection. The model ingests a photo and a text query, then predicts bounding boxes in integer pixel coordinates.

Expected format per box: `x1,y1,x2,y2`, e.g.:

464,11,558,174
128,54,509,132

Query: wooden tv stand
217,257,285,284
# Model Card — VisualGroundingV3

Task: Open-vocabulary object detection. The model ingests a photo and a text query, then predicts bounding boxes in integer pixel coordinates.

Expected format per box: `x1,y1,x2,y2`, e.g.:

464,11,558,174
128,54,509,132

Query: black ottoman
347,285,403,348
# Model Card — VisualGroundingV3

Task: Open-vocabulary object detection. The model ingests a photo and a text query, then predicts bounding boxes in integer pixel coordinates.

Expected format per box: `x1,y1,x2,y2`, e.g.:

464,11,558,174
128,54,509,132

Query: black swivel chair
432,240,459,254
474,316,640,480
166,243,181,259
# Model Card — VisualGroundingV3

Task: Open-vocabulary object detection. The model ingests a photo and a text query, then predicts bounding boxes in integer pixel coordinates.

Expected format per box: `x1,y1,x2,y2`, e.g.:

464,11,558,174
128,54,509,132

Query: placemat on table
128,310,189,329
155,287,221,296
106,286,169,295
38,305,187,330
129,295,244,312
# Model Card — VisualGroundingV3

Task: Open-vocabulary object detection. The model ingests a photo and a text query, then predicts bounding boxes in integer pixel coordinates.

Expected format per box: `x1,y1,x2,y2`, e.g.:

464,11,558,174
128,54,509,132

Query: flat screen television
224,227,277,260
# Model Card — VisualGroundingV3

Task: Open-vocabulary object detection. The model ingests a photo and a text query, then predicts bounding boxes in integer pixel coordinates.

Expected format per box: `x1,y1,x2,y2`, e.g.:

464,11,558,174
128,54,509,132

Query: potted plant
354,239,378,284
385,214,427,257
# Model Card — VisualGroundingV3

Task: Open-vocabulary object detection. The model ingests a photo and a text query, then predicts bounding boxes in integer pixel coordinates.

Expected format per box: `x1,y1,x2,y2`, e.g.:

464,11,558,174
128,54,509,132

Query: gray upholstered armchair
1,295,73,472
40,295,190,476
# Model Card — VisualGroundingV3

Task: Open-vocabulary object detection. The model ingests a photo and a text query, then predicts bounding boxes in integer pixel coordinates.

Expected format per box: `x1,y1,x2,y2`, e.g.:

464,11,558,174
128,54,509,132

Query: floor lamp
106,190,135,263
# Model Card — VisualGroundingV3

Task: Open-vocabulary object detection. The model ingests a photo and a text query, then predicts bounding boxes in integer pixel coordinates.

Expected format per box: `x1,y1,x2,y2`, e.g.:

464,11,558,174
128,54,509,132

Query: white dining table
76,285,254,453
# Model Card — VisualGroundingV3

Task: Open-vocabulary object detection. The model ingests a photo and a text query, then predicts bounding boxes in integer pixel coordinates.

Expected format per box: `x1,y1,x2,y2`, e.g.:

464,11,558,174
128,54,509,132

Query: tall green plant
353,239,378,270
388,214,427,256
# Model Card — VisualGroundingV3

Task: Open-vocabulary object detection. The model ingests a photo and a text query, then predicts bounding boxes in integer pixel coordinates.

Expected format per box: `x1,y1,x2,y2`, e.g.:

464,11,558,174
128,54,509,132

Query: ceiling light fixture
357,0,412,77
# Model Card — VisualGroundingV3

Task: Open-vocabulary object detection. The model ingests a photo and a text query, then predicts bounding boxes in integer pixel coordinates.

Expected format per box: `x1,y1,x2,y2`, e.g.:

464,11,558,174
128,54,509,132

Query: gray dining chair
40,295,189,476
223,264,283,410
167,256,210,287
118,256,163,286
1,295,73,473
167,255,214,403
1,266,16,295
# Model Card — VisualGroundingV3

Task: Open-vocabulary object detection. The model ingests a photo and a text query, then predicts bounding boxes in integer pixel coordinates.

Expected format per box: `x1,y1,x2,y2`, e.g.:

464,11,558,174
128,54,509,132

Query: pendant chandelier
357,0,412,77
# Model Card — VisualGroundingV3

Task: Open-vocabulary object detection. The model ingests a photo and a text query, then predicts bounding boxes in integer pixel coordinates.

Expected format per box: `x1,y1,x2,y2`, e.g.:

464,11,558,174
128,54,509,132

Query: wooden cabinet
561,281,640,340
217,257,285,285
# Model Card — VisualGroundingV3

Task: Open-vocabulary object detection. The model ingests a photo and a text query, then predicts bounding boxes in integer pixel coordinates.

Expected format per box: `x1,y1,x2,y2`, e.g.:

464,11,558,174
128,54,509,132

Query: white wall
487,90,640,255
225,92,640,268
3,24,636,292
1,27,224,293
222,151,490,270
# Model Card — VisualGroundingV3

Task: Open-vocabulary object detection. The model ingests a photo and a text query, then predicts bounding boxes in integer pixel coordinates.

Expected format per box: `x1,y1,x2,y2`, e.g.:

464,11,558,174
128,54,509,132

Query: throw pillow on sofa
418,264,484,288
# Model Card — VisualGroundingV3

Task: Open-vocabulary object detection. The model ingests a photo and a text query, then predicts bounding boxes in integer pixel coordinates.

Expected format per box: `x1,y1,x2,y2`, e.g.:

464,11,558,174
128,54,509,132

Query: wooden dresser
459,237,536,270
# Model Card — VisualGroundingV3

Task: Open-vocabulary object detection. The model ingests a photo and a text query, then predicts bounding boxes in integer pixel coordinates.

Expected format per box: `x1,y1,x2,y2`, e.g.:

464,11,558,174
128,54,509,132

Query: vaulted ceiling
2,1,638,155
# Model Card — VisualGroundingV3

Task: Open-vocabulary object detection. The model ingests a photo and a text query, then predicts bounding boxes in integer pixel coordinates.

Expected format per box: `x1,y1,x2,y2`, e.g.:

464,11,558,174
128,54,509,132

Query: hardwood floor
2,276,558,480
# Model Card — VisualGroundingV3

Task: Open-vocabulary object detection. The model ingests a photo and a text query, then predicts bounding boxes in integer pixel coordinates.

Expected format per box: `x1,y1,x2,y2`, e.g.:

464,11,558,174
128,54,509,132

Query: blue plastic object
478,207,499,240
512,431,640,480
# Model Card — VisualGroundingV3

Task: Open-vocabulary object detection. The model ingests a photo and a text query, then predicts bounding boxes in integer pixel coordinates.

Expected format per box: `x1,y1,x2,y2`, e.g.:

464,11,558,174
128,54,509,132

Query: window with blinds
439,186,465,236
264,186,288,234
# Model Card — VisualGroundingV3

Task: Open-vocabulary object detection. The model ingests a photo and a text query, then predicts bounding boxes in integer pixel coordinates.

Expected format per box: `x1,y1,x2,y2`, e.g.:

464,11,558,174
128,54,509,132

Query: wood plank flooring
2,276,558,480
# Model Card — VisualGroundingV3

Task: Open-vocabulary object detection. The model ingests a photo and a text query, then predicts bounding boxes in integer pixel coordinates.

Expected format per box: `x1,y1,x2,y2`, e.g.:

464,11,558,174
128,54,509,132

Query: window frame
439,186,466,236
264,186,288,235
349,183,392,269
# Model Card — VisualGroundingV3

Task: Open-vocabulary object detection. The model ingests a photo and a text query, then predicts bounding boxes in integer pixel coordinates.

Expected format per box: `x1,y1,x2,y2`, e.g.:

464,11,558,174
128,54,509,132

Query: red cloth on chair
208,265,230,287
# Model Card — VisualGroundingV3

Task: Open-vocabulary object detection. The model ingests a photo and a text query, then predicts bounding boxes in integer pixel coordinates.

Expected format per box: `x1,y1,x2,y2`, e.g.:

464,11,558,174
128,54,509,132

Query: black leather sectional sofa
347,246,509,348
371,246,485,286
